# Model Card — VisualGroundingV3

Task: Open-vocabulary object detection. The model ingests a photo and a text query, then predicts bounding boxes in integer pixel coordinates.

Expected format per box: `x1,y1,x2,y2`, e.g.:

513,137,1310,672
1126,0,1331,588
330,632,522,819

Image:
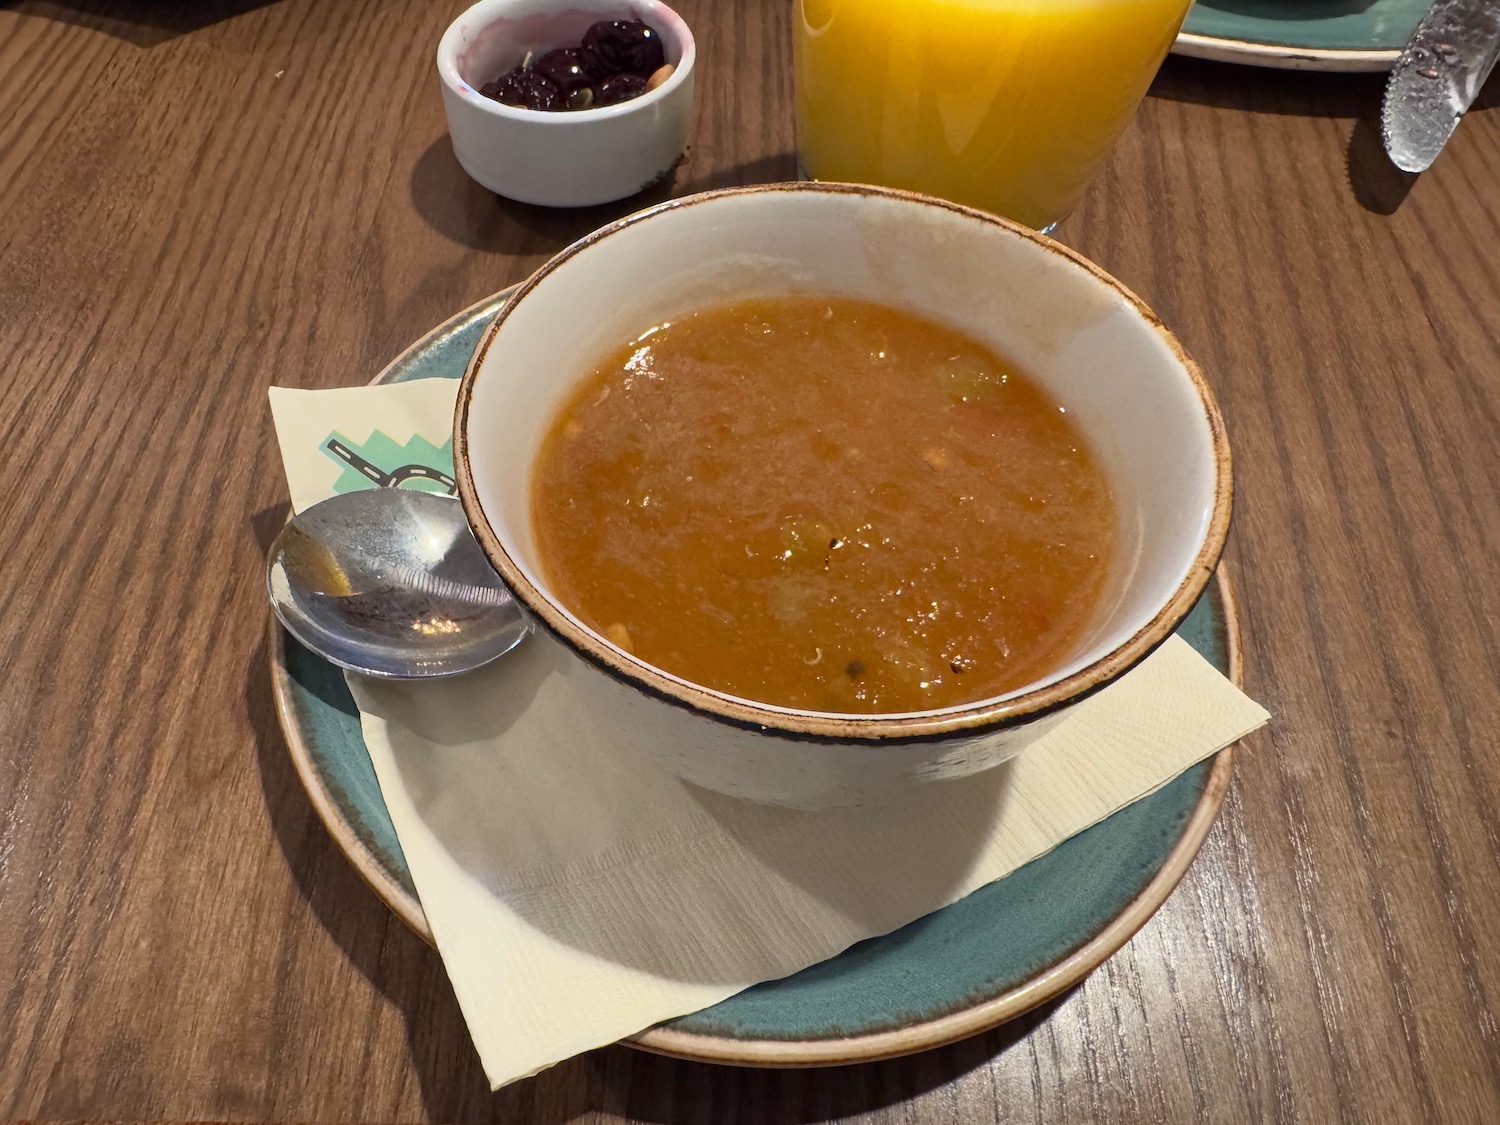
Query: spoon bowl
267,489,530,678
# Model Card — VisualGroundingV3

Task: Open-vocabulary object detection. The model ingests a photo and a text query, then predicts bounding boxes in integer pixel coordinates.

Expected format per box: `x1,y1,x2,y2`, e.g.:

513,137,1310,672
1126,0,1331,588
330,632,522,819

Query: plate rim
1173,29,1397,71
269,287,1246,1067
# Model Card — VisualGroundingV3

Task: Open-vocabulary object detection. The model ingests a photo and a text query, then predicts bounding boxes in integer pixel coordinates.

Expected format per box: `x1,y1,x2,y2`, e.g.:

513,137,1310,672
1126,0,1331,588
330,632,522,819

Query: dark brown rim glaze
454,182,1233,744
1172,31,1396,71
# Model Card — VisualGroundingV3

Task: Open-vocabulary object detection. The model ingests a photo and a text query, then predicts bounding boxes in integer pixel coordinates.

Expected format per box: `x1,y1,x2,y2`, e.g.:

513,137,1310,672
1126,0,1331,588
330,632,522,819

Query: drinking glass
793,0,1193,231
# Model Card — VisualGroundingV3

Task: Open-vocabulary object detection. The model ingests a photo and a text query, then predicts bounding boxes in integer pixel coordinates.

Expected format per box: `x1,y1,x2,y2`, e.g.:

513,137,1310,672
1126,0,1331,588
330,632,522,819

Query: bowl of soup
455,182,1231,808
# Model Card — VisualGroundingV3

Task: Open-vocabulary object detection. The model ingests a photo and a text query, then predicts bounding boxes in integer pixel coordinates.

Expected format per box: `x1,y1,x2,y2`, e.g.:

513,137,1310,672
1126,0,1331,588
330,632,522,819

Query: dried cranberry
481,67,564,111
593,72,648,106
582,20,665,77
533,47,600,92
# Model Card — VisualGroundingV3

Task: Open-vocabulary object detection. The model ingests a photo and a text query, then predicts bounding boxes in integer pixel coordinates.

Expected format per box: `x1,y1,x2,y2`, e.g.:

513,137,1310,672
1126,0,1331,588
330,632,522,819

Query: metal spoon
266,489,530,678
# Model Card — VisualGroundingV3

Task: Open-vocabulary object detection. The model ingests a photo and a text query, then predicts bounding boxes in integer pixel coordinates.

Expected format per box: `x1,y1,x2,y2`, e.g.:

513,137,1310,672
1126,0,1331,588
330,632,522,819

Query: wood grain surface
3,0,1500,1121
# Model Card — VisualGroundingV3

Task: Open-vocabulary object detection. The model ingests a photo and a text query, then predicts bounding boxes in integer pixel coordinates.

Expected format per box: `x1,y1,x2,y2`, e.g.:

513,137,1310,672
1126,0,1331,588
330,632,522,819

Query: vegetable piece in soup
530,296,1117,714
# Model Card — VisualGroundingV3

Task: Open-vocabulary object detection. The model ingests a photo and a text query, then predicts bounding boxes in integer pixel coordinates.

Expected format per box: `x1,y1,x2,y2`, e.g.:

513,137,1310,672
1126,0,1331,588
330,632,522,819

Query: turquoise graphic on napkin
321,430,457,495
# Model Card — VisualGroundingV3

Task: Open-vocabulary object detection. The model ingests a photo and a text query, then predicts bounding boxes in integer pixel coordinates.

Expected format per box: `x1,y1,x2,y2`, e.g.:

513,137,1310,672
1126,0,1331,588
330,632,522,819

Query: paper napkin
269,379,1269,1089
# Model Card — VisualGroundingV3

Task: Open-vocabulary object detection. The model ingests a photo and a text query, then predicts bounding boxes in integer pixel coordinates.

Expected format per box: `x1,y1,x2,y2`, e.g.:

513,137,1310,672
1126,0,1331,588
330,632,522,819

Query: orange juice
794,0,1191,230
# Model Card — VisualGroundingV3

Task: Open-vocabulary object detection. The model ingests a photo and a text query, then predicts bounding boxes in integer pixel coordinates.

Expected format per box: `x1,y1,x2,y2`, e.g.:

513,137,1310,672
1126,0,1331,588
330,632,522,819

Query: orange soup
531,296,1117,714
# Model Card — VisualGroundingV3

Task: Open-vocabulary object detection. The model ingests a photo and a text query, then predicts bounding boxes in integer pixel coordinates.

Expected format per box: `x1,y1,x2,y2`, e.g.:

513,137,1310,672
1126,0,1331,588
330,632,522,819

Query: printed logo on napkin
322,430,456,495
268,379,461,514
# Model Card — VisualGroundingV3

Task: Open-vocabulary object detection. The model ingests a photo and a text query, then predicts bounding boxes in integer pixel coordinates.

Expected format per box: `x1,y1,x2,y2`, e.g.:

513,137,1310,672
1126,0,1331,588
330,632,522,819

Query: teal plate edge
270,289,1242,1066
1175,0,1423,70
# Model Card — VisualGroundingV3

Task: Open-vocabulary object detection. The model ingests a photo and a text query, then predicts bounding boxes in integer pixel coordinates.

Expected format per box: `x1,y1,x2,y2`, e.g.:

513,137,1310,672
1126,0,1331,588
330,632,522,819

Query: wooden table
4,0,1500,1120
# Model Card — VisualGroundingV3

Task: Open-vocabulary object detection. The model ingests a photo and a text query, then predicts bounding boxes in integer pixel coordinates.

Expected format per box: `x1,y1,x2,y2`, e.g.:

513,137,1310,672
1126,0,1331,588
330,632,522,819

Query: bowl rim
436,0,695,124
454,181,1233,745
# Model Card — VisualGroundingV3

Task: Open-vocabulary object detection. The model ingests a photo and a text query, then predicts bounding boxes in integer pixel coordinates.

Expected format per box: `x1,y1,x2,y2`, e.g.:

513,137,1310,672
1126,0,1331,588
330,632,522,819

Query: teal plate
270,291,1244,1067
1175,0,1421,70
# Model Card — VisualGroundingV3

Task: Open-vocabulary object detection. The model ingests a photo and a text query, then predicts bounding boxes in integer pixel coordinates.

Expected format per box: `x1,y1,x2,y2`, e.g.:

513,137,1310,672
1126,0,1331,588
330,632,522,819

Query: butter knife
1380,0,1500,173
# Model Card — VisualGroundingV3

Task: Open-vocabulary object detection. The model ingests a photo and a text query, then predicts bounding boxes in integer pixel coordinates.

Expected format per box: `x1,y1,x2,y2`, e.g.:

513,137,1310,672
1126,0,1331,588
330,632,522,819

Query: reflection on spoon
266,489,530,679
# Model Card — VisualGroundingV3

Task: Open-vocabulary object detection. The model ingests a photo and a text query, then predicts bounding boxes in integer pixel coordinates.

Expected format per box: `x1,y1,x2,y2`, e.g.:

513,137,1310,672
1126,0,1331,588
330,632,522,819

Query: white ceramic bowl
456,183,1231,808
437,0,695,207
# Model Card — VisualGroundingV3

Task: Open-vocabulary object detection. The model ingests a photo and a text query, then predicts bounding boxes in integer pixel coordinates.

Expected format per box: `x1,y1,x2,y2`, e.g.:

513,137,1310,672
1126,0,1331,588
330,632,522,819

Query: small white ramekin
437,0,695,207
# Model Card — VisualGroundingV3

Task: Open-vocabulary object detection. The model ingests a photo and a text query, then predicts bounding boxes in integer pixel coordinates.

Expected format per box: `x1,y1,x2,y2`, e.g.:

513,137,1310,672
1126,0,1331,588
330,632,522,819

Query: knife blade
1380,0,1500,173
